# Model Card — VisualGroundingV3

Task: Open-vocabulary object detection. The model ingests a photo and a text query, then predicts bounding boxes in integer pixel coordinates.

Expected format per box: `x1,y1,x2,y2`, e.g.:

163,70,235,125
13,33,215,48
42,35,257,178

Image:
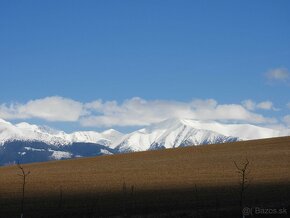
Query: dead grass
0,136,290,196
0,136,289,217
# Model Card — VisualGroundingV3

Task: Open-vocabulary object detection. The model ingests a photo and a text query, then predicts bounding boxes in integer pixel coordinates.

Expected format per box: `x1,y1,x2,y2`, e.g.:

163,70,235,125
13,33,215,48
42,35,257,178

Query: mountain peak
115,118,240,152
0,118,124,147
0,118,12,125
0,117,289,165
102,129,121,135
16,122,39,131
156,118,187,125
146,118,188,132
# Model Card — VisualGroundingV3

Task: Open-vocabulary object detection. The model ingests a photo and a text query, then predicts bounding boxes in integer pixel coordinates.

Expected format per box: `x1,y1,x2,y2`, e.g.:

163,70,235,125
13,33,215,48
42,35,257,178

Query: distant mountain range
0,118,288,165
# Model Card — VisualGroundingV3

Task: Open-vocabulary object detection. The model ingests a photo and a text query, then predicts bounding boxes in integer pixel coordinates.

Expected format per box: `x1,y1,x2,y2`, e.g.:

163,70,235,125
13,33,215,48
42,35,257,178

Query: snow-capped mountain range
0,118,123,147
0,118,289,165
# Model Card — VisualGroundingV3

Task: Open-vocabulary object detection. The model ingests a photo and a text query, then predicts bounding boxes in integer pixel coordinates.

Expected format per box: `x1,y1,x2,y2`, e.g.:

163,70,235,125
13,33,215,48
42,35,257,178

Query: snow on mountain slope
114,118,290,152
115,119,239,152
178,119,285,140
0,119,123,147
1,118,289,155
15,122,70,145
67,129,123,147
0,119,58,145
0,118,290,165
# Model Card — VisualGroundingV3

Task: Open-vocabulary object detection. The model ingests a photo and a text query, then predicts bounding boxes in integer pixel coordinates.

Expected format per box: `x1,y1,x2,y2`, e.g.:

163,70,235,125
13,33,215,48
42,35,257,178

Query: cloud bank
0,96,84,122
242,99,277,111
0,96,279,128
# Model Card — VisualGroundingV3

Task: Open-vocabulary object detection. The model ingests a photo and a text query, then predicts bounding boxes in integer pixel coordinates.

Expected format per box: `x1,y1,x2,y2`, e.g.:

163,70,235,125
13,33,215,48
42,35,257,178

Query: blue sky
0,1,290,132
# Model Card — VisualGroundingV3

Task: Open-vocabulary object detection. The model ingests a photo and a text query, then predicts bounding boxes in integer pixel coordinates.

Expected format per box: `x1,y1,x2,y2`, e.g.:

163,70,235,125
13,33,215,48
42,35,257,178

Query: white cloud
0,96,278,127
287,102,290,109
0,96,84,121
82,98,195,127
81,97,276,127
256,101,274,110
266,68,289,82
242,99,275,111
242,100,256,111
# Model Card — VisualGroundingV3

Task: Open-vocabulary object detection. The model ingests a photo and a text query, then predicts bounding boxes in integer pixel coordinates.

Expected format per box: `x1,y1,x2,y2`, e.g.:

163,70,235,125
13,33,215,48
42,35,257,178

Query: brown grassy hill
0,136,290,217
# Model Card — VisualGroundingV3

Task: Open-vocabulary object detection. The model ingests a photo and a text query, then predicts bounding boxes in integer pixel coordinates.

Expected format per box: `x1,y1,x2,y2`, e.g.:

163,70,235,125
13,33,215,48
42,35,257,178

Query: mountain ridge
0,118,289,165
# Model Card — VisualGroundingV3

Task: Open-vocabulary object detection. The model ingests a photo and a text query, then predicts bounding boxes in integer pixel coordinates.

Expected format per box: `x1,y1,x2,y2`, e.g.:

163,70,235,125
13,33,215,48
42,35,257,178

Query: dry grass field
0,136,290,217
